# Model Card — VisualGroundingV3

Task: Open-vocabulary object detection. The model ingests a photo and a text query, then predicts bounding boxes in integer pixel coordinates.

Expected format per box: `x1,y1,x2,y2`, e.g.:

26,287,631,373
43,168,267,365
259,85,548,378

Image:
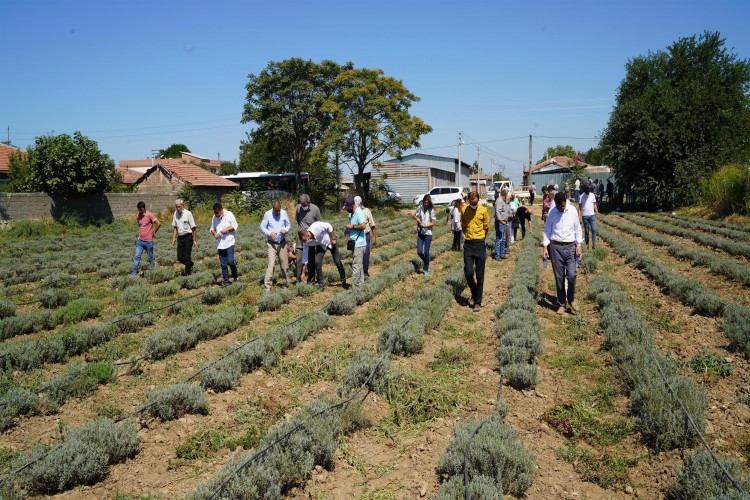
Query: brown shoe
473,304,481,313
568,301,578,313
556,306,566,315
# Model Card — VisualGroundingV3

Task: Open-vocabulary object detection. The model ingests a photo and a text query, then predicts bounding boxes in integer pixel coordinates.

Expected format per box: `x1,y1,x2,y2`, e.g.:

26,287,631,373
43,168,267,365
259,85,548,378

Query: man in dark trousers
542,192,583,314
461,191,489,312
295,194,321,283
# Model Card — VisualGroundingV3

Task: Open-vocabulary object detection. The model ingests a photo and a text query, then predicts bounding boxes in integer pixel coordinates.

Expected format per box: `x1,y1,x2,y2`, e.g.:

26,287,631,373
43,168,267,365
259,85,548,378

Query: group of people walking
128,179,598,318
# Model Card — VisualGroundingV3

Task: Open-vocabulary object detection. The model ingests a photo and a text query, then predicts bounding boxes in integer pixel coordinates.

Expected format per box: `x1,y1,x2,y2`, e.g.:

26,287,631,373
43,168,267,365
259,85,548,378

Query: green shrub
147,382,208,421
0,299,15,319
37,288,72,309
0,388,39,431
666,447,750,499
339,350,390,395
437,415,535,497
45,362,116,408
688,350,732,377
0,310,54,340
701,163,750,215
12,419,138,495
110,274,142,290
154,281,180,297
437,474,504,499
377,317,425,356
54,299,103,325
504,363,538,390
113,313,156,334
199,358,242,392
177,272,215,290
144,267,174,284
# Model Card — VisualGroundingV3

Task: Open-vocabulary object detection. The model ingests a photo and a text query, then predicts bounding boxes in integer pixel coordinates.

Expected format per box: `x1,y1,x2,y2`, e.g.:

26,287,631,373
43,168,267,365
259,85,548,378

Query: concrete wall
0,193,178,221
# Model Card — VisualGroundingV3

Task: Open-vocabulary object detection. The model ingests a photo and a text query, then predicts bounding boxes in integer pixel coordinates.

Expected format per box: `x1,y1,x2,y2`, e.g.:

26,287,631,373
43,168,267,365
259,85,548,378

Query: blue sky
2,0,749,184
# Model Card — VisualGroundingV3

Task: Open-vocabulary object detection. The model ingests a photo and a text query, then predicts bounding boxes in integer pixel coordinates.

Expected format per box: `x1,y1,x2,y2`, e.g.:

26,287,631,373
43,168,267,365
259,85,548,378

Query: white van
414,186,470,205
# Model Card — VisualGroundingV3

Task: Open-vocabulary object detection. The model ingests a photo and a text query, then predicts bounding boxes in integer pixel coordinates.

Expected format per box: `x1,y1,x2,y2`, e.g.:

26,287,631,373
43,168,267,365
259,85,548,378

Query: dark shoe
233,277,240,284
342,282,350,290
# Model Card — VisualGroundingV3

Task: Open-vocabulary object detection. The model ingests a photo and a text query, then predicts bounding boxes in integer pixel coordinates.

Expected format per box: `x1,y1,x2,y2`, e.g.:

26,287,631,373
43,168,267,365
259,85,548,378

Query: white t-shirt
211,210,238,249
580,193,597,217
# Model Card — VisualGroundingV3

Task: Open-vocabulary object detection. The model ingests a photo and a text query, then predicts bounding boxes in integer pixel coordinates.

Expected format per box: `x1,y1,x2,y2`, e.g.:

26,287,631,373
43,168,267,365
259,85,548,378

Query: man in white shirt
542,192,583,314
259,199,291,291
171,198,198,276
210,202,239,286
578,184,599,249
299,221,347,291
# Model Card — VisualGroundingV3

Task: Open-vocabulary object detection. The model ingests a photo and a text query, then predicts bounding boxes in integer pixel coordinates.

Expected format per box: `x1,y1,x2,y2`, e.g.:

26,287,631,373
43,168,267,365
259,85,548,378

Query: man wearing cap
542,192,583,314
298,221,347,291
461,191,489,312
295,194,321,283
260,199,291,292
357,197,376,279
344,195,367,287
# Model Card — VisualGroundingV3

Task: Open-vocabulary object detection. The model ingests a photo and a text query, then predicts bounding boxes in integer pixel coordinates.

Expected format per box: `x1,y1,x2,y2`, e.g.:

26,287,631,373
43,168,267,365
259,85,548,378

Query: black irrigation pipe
205,335,398,500
653,352,748,496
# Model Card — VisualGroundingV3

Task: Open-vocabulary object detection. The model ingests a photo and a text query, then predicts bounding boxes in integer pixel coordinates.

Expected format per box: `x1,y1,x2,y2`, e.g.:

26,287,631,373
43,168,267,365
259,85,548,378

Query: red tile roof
157,160,238,188
529,156,588,173
0,144,25,173
115,167,143,184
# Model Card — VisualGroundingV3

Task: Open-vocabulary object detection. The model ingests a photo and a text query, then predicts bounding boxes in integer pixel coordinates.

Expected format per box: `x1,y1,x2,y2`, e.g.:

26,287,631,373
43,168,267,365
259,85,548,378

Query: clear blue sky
3,0,749,184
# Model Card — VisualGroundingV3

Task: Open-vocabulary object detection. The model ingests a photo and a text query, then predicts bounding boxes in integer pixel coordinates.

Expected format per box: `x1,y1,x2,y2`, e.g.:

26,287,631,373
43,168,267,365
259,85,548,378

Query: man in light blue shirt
344,195,367,287
260,199,291,291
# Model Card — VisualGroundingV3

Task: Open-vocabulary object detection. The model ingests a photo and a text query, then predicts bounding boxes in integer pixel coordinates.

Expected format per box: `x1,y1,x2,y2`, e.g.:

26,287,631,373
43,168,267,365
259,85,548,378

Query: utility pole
6,126,9,146
528,134,533,170
457,132,464,187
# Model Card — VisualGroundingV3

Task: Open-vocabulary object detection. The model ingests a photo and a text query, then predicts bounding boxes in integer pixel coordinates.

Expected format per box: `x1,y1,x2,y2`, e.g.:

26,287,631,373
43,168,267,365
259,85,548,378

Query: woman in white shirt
412,195,436,276
578,184,599,249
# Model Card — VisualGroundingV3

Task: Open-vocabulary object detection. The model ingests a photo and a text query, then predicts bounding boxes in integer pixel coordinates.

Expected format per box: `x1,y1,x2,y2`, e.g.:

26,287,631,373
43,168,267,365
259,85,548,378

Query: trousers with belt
549,242,577,307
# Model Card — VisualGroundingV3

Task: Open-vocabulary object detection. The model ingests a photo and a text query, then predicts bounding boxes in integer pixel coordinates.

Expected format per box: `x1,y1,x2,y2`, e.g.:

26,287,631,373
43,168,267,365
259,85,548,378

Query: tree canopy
322,68,432,197
27,132,119,198
537,144,575,165
159,144,190,158
601,31,750,207
241,58,353,182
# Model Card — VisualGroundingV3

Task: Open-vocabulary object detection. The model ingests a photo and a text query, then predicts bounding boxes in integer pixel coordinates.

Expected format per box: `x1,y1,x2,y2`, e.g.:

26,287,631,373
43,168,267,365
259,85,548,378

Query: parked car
414,186,469,205
372,183,402,204
486,181,513,204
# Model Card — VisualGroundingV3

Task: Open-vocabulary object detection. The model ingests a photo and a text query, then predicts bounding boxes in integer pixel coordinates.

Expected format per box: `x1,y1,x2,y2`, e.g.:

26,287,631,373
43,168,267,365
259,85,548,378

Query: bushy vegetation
189,397,365,499
146,382,209,421
602,214,750,287
588,276,706,451
493,230,541,389
666,447,750,499
0,300,15,319
8,419,138,495
142,307,253,360
437,409,535,497
597,225,750,358
700,163,750,215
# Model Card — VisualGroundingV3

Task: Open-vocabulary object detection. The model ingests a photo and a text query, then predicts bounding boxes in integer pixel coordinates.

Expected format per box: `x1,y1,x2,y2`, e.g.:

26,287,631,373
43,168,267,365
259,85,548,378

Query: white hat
353,195,362,205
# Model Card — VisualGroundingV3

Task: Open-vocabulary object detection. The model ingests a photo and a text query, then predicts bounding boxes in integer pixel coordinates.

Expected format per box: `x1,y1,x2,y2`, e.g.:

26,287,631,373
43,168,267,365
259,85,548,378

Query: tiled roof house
0,144,25,185
130,159,238,197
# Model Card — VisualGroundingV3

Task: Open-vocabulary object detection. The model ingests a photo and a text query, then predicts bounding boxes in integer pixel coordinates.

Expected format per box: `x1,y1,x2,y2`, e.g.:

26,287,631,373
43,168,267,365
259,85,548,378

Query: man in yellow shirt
461,191,489,312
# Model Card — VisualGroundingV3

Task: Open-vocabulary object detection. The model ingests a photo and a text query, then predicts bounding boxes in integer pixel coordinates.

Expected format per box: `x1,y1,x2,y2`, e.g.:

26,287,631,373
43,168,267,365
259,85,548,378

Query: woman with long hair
413,194,436,276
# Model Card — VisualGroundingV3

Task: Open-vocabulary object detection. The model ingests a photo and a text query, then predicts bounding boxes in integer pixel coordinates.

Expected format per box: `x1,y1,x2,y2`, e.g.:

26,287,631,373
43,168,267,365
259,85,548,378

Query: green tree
583,146,603,165
7,151,34,192
28,132,118,198
322,68,432,197
158,144,190,158
601,31,750,207
241,58,353,183
219,160,239,176
537,144,575,165
238,130,287,173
